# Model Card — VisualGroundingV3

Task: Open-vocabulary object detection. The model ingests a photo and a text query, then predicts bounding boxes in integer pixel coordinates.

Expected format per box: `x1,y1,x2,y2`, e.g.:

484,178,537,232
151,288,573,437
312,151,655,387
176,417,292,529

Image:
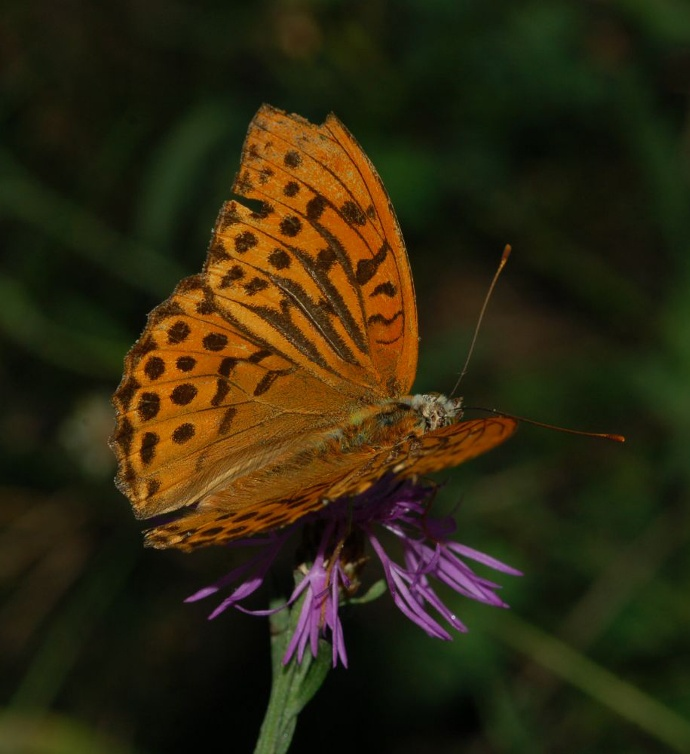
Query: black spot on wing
146,478,161,497
176,356,196,372
203,333,228,351
248,349,272,363
235,231,258,253
144,357,165,380
280,216,302,237
138,392,160,421
268,249,291,270
284,150,302,168
140,432,159,465
218,407,237,435
171,384,198,406
367,310,402,327
172,423,195,444
306,195,327,221
117,378,140,410
243,277,269,296
370,281,397,298
167,321,191,345
356,242,389,286
220,265,245,289
341,200,366,226
218,357,238,377
211,378,230,406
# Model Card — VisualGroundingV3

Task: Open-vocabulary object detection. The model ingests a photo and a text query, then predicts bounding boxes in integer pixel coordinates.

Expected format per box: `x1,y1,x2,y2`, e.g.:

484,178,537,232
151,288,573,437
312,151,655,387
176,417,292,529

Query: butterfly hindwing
143,417,517,551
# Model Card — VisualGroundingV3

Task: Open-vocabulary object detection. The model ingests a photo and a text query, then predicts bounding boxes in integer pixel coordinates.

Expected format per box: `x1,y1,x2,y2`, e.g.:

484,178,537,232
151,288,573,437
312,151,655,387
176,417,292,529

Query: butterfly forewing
111,105,420,524
111,274,354,518
230,104,418,396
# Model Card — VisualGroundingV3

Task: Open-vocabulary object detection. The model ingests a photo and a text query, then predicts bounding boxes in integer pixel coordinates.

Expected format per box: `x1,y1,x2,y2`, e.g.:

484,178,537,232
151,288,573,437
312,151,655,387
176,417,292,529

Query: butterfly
110,104,517,552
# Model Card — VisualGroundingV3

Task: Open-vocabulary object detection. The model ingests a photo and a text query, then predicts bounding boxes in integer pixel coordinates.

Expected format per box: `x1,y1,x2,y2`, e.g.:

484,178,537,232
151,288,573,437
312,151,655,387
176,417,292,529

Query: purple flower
186,477,521,667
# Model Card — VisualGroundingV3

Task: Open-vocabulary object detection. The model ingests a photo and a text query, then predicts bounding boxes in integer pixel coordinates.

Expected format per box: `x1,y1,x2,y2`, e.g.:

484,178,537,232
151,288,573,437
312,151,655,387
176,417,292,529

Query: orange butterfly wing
144,417,517,552
111,105,418,524
228,105,419,394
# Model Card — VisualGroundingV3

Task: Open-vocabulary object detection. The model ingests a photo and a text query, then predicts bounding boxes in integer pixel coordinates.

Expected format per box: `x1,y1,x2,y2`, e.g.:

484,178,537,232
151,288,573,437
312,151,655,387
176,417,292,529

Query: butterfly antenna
450,244,511,398
466,407,625,443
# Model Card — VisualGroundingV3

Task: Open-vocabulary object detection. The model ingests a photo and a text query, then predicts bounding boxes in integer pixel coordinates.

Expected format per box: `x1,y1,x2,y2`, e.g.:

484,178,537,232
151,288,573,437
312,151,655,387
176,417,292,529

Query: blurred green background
2,1,690,752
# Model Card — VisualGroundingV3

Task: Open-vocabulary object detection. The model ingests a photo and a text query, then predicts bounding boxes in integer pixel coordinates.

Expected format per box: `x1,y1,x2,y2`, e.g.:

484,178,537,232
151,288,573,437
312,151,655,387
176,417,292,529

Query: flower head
186,476,521,667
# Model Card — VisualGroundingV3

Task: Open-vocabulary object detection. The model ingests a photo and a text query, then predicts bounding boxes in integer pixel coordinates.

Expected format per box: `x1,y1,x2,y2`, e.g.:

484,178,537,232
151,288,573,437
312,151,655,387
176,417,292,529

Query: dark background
2,1,690,752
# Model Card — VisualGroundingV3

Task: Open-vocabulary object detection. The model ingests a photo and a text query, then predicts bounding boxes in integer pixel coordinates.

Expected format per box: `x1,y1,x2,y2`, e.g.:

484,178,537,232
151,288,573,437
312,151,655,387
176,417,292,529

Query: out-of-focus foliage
2,1,689,752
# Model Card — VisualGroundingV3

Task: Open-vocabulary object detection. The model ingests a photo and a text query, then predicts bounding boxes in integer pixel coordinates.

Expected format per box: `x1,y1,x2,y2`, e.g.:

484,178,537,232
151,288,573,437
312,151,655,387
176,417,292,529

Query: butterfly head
407,393,463,431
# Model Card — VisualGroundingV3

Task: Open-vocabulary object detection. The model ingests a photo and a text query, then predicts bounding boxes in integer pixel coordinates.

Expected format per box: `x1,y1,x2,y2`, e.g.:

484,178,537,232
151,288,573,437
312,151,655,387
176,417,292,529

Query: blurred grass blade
492,612,690,752
9,535,138,712
0,711,141,754
135,99,240,249
0,150,184,298
0,276,126,377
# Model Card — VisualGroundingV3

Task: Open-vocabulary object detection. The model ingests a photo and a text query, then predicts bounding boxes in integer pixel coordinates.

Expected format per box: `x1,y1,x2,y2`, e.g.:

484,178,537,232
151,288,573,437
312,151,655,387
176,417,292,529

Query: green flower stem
253,592,331,754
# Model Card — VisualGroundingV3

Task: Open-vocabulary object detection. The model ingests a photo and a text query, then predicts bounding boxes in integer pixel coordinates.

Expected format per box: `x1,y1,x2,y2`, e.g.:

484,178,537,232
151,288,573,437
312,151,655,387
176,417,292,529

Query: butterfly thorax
329,393,463,455
405,393,463,431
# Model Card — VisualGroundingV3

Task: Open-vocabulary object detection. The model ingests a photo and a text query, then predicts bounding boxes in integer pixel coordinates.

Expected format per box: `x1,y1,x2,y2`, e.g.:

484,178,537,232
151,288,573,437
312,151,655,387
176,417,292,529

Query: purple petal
448,542,523,575
187,476,520,668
